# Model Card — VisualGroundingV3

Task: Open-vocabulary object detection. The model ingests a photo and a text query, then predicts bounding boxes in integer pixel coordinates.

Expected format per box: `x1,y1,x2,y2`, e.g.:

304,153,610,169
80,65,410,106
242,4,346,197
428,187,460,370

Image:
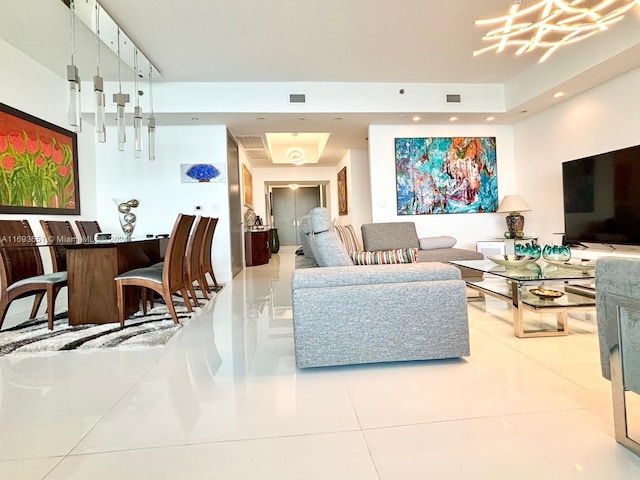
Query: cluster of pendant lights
66,0,156,161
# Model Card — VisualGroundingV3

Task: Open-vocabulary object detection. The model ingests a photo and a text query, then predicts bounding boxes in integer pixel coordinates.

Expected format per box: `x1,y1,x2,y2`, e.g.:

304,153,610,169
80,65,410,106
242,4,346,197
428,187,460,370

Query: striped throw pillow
332,225,362,252
349,248,418,265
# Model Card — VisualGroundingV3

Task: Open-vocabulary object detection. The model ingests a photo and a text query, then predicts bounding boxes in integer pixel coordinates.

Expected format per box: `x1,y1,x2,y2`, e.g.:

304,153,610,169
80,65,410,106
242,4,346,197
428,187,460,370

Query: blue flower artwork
180,163,226,183
395,137,498,215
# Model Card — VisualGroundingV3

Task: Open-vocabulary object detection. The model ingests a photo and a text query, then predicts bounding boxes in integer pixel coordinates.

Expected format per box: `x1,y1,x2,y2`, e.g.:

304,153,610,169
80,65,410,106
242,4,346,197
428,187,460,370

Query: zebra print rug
0,287,221,356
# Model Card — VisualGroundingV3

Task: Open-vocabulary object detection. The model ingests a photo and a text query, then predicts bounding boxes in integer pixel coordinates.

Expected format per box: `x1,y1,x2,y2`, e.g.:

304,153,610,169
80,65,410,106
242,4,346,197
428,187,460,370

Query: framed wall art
180,163,226,183
395,137,498,215
0,102,80,214
337,166,348,215
242,164,253,207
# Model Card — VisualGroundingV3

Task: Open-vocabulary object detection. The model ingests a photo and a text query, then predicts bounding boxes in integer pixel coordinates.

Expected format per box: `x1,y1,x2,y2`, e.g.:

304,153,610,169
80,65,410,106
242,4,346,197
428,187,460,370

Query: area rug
0,286,222,356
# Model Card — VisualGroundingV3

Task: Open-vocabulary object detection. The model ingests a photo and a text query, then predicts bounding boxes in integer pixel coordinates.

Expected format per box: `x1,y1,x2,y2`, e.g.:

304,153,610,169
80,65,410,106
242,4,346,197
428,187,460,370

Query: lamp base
506,213,525,238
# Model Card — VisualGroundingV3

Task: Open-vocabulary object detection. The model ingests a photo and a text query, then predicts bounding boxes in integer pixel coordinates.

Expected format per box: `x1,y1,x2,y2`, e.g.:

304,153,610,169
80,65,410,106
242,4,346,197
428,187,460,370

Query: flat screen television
562,144,640,248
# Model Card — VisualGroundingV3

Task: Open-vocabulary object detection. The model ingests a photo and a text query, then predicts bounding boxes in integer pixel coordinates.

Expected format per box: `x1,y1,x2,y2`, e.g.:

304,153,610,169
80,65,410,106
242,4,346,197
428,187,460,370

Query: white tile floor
1,246,640,479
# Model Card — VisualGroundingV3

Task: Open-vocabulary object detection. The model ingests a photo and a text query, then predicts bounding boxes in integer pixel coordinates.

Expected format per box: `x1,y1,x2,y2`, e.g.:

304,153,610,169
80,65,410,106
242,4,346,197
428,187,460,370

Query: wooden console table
245,230,270,266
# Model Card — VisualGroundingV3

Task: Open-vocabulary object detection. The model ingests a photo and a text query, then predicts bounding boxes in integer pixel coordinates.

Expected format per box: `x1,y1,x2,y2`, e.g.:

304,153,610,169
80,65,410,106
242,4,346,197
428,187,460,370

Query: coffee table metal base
466,278,594,338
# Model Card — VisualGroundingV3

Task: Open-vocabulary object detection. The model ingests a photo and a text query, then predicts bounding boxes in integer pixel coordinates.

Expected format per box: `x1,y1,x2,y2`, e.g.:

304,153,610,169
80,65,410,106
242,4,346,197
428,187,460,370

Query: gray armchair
595,256,640,455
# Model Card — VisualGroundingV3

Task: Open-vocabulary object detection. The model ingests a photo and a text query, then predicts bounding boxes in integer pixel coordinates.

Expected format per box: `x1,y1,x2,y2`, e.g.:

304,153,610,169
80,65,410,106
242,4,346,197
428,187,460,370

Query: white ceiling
3,0,640,166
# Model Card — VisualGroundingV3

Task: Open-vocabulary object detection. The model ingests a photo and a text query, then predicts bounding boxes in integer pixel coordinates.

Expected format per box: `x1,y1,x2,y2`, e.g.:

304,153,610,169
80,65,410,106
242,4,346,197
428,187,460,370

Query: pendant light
113,27,129,151
133,48,143,157
67,0,82,132
93,1,106,143
148,65,156,161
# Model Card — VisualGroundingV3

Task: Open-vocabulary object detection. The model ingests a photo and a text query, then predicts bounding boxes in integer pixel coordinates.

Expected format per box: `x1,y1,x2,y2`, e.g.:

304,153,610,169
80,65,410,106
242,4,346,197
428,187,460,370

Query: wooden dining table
64,237,168,325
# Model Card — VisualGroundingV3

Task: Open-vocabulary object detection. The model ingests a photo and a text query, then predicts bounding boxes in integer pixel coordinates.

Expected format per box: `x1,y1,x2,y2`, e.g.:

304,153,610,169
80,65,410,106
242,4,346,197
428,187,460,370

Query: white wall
0,39,98,229
334,149,371,242
367,124,516,250
95,124,233,281
514,66,640,249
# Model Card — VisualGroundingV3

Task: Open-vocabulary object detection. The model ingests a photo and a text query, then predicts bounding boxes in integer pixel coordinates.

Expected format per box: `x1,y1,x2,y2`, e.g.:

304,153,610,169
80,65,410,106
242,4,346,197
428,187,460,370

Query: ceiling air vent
289,93,306,104
235,135,272,162
446,94,462,103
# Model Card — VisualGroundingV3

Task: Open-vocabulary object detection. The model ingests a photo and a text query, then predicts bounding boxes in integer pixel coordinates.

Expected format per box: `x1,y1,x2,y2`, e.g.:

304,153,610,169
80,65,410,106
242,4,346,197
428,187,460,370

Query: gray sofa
361,222,484,279
291,207,470,368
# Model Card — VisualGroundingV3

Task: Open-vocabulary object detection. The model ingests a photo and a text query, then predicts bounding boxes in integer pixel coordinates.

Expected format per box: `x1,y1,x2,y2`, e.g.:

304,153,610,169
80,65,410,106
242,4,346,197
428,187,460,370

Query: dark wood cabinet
245,230,270,266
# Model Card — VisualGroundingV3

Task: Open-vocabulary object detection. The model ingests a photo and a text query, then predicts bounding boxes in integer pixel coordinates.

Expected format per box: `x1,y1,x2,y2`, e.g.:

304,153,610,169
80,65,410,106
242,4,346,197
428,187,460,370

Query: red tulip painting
0,103,80,214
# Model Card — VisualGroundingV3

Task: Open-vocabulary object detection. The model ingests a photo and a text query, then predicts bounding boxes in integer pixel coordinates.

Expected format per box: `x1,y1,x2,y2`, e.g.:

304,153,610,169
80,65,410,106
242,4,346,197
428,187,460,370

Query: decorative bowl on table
487,254,537,268
529,287,564,300
542,244,571,262
515,242,541,260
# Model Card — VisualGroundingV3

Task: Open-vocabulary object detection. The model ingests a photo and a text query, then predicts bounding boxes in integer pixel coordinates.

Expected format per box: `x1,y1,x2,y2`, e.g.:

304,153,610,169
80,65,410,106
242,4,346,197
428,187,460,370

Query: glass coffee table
449,259,596,338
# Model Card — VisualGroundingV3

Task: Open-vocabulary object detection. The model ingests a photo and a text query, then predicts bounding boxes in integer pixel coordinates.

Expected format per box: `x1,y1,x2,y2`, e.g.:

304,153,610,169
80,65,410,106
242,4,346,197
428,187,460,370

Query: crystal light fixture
67,0,81,132
287,148,305,165
474,0,640,63
93,1,106,143
148,65,156,161
133,48,143,157
113,27,129,152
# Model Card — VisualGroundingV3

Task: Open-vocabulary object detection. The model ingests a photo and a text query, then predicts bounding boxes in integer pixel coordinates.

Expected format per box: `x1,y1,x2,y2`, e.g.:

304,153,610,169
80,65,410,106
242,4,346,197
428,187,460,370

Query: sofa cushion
419,235,457,250
350,248,417,265
309,207,331,233
332,224,362,252
310,230,354,267
361,222,419,251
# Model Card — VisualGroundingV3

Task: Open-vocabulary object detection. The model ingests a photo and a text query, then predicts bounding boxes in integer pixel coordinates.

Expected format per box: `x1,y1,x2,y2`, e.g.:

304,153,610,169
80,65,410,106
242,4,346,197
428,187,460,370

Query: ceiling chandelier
287,148,305,165
474,0,640,63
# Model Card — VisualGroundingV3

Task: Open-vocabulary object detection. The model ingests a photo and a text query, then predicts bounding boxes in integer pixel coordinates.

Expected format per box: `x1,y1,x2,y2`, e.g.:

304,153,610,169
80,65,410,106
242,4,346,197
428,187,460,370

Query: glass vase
514,241,541,260
542,244,571,262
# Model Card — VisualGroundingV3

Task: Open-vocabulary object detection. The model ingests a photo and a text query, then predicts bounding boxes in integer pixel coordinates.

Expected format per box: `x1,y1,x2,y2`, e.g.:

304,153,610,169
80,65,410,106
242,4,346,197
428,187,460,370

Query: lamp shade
497,195,531,213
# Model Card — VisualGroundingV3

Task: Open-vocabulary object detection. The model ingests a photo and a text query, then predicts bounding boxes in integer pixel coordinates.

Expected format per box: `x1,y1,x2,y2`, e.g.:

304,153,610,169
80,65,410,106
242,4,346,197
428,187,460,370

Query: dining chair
40,220,77,272
200,217,219,291
0,220,68,330
184,216,211,306
75,220,102,242
114,214,195,326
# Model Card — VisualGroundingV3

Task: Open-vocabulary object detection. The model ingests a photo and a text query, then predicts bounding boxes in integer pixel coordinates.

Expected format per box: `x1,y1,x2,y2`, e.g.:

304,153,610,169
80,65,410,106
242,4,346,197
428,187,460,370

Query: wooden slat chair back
40,220,77,272
184,216,210,306
75,220,102,242
0,220,68,330
200,217,219,291
114,214,195,326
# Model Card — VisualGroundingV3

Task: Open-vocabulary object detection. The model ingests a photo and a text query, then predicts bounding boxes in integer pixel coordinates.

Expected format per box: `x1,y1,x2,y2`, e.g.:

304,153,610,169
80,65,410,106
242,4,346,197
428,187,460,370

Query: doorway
227,131,243,277
271,186,323,246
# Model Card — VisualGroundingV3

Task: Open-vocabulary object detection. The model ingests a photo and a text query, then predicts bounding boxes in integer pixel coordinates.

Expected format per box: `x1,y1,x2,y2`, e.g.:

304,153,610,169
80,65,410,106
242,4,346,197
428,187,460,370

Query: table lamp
497,194,531,238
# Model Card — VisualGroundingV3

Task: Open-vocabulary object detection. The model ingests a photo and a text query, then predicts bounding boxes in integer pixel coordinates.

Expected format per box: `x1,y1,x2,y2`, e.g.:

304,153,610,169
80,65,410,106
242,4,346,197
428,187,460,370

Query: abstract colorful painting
395,137,498,215
0,103,80,214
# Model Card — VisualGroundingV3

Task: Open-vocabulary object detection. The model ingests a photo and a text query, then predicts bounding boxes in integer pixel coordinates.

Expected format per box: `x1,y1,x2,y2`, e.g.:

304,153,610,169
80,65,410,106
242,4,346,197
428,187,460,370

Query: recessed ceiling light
256,117,266,121
412,116,421,122
486,116,495,122
553,91,566,98
449,116,458,122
